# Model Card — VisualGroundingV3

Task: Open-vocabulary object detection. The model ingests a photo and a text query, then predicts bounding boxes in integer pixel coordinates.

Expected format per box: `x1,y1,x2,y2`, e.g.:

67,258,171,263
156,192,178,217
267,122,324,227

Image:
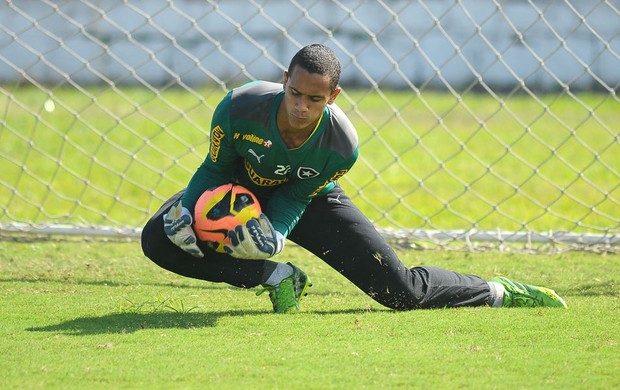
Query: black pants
141,184,492,310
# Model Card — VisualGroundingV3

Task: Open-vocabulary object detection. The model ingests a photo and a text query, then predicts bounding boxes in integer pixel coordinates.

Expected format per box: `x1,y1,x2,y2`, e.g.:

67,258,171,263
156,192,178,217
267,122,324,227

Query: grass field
1,240,618,389
1,86,619,388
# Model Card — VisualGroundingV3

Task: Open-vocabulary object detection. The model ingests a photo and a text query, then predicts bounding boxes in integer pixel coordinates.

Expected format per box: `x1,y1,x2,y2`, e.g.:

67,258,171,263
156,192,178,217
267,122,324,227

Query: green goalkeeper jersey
181,80,359,237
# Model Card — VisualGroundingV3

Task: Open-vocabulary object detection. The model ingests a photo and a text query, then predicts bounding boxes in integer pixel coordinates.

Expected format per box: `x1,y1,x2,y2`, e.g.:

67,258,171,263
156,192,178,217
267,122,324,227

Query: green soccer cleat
490,277,567,308
256,262,312,313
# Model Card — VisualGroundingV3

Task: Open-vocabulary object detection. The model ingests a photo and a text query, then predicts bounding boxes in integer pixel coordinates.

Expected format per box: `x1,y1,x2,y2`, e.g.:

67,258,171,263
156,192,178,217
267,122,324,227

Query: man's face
280,66,340,131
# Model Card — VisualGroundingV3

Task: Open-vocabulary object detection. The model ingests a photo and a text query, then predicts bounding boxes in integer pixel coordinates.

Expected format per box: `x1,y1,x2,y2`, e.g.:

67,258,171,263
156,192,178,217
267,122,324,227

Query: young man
141,44,567,313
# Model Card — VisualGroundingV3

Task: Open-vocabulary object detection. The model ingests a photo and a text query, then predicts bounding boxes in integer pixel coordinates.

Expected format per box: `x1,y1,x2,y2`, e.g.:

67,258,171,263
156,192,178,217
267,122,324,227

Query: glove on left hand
224,214,285,259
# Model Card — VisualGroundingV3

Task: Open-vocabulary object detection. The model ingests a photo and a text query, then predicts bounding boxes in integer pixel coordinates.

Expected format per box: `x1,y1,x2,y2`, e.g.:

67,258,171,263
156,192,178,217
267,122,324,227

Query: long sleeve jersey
181,80,359,237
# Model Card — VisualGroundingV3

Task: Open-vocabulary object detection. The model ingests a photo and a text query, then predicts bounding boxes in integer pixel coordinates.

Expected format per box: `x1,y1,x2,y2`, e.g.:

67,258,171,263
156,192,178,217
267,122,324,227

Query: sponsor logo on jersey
309,169,349,197
297,166,320,179
210,125,225,162
245,160,288,186
234,133,272,148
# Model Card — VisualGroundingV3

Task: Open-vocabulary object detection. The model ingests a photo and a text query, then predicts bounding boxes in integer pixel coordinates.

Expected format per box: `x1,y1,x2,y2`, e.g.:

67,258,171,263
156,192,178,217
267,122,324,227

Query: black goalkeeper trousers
141,184,492,310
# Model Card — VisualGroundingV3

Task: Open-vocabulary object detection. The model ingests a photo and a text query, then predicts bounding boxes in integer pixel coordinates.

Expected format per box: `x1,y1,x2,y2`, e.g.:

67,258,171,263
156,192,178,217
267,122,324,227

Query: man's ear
282,71,289,88
328,87,342,104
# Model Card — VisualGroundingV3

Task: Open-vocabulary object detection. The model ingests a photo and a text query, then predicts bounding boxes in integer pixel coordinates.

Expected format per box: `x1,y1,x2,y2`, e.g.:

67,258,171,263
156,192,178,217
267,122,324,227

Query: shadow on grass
25,308,382,336
26,309,266,335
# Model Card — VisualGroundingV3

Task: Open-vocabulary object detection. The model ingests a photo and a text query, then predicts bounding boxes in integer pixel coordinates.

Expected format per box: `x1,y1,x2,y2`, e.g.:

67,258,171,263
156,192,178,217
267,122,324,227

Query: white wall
0,0,618,90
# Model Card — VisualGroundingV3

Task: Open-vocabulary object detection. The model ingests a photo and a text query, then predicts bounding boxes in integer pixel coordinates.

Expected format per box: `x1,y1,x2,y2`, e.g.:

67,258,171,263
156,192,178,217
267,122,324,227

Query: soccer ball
193,183,262,253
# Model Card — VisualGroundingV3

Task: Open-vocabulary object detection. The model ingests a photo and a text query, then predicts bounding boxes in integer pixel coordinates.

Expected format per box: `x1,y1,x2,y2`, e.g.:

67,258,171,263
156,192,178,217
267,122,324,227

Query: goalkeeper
141,44,566,313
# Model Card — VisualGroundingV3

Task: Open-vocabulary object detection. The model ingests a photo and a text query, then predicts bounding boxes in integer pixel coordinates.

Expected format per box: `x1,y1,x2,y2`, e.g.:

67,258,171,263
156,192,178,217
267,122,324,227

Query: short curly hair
288,44,341,92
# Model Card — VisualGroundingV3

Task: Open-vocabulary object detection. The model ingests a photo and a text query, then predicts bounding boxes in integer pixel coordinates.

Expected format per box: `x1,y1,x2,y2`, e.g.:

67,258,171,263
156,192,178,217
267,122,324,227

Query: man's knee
141,216,165,261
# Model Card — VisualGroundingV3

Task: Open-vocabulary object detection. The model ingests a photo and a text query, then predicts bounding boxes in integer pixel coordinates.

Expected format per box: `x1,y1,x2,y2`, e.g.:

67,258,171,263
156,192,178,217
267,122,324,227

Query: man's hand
224,214,285,259
163,201,204,258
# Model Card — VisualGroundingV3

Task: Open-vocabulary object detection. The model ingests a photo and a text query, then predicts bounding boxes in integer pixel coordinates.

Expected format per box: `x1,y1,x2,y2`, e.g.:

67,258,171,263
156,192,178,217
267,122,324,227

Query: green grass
1,240,618,389
1,86,619,236
2,85,618,387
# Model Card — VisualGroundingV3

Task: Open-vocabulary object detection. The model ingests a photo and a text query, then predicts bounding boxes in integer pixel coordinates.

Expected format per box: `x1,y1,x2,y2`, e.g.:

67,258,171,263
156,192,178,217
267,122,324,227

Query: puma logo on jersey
248,148,265,163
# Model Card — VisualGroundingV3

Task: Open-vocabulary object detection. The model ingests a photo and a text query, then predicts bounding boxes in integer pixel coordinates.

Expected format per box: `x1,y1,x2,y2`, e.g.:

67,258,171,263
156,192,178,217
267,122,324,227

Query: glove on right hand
163,201,204,258
224,214,284,259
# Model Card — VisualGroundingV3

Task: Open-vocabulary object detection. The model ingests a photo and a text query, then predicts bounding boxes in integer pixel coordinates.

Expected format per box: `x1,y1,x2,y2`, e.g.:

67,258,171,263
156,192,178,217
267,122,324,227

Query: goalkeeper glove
224,214,285,259
163,201,204,258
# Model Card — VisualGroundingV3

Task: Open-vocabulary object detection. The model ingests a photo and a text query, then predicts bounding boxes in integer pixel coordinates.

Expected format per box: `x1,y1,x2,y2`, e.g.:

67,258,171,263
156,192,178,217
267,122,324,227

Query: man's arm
165,92,238,256
181,92,239,213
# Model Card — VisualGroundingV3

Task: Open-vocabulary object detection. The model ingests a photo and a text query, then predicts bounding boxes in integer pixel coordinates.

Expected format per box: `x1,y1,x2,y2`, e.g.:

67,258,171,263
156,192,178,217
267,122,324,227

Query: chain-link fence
1,0,619,251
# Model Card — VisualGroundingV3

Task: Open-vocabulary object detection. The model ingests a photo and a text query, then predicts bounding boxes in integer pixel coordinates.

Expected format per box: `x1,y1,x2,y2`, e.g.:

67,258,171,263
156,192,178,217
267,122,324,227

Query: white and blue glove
224,214,285,259
163,201,204,258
